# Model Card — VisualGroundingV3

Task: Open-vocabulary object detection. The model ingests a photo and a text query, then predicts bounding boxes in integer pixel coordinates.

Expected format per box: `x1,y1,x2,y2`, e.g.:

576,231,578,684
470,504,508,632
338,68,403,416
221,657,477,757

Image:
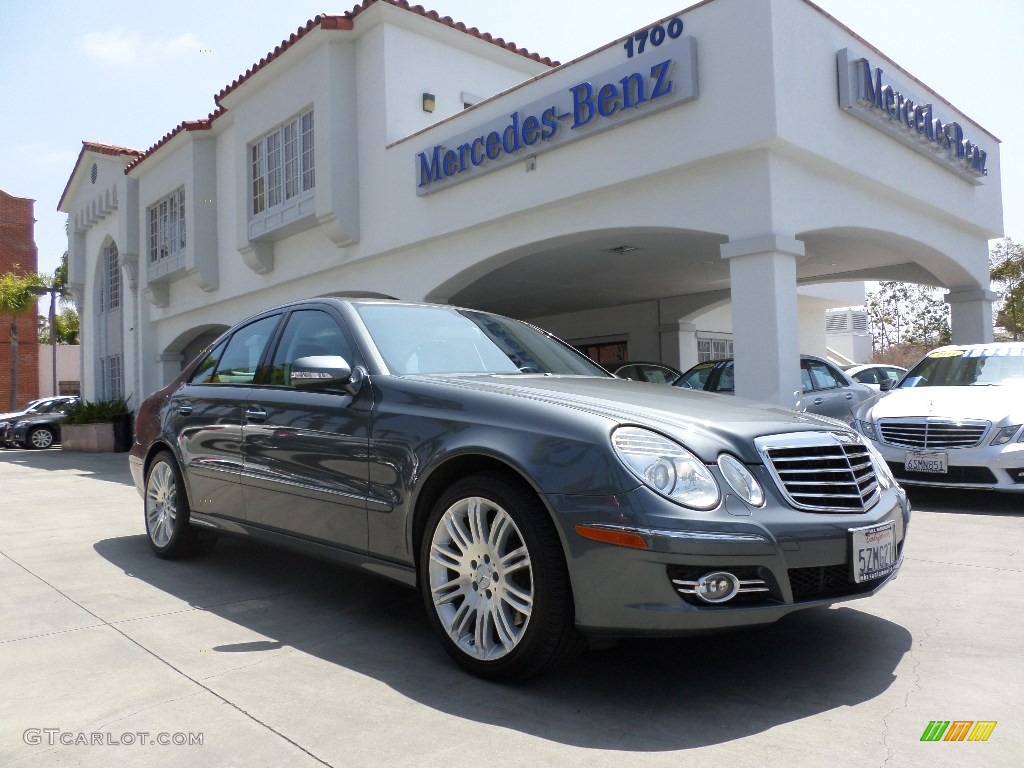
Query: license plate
851,522,897,583
905,451,947,473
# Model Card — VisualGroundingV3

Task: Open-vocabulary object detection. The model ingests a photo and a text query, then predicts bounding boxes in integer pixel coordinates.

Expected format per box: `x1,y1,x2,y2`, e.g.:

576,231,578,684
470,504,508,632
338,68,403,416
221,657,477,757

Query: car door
802,358,855,421
240,308,372,551
167,314,282,522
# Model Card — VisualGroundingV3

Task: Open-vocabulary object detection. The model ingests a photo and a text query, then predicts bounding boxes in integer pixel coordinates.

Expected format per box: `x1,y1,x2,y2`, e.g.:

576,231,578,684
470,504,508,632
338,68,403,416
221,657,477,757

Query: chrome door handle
813,398,824,405
177,403,193,416
845,393,854,400
245,407,267,422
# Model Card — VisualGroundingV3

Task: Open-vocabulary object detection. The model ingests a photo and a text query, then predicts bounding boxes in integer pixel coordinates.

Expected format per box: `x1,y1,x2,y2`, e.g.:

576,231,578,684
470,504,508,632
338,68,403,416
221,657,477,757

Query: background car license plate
905,451,947,473
851,522,897,583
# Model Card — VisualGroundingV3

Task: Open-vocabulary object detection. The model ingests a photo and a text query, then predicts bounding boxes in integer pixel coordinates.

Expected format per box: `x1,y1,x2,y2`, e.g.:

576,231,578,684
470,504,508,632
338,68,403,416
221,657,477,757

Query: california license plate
905,451,947,473
851,522,897,583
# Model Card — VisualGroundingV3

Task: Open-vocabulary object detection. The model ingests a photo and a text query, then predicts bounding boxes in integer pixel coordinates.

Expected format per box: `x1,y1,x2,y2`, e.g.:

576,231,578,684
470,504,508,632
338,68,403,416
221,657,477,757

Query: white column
945,288,996,344
720,235,803,407
658,321,697,371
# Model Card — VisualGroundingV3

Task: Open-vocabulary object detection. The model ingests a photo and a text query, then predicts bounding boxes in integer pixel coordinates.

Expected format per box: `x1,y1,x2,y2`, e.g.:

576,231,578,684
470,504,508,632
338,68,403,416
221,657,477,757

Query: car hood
0,409,29,422
861,385,1024,424
419,375,849,463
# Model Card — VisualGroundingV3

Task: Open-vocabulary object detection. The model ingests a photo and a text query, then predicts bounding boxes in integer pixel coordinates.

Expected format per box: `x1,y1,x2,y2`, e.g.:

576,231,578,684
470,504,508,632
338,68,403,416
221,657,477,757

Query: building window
105,243,120,310
697,338,734,363
251,108,315,217
576,340,628,365
148,188,186,264
102,355,123,400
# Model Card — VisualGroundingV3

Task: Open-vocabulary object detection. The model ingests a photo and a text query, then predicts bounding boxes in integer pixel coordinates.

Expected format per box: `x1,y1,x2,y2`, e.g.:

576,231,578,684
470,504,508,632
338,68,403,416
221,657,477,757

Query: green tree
0,267,46,409
38,307,80,345
990,238,1024,340
866,281,951,354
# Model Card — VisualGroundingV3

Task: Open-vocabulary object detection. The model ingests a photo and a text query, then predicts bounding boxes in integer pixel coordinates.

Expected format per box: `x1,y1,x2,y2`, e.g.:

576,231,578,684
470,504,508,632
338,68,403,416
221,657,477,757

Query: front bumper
871,438,1024,492
550,482,910,636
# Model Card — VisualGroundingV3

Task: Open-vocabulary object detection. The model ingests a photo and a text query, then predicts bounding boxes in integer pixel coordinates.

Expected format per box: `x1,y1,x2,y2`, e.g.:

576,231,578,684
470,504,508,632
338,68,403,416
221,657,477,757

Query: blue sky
2,0,1021,282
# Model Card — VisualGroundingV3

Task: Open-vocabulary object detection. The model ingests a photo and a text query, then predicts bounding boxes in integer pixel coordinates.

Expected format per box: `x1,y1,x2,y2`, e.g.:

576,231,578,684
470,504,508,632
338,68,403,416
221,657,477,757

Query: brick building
0,189,40,409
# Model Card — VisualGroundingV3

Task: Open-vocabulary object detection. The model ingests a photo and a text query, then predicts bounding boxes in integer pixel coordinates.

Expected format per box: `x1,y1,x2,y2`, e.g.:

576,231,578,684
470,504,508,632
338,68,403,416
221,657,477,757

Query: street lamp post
29,285,58,397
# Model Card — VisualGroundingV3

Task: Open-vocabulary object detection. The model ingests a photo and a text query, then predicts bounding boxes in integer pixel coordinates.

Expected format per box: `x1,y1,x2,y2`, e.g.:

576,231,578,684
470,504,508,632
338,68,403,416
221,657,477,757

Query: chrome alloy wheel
146,461,178,548
30,428,54,449
428,496,534,661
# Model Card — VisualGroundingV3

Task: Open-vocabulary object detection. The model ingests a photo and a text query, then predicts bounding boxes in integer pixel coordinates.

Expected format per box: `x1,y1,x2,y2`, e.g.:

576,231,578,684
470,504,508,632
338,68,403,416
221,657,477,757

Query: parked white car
852,343,1024,492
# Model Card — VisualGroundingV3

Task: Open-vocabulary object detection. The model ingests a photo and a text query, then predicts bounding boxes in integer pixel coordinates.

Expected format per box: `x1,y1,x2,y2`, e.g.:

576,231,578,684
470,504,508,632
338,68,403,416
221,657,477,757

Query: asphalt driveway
1,448,1021,767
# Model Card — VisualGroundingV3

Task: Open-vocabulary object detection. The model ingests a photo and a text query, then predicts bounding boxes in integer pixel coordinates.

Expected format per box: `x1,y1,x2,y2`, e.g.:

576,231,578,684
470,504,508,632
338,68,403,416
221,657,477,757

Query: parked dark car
131,298,909,680
676,355,875,423
608,361,682,385
1,396,78,448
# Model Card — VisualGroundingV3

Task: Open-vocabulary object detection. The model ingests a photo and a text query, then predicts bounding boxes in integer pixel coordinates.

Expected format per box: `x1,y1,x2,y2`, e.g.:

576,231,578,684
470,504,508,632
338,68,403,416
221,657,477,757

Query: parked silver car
676,355,875,423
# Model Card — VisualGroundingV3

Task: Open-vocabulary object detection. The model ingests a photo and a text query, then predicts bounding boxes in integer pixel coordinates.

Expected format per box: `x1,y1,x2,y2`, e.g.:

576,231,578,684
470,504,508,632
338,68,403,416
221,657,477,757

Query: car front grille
755,432,880,513
878,418,989,449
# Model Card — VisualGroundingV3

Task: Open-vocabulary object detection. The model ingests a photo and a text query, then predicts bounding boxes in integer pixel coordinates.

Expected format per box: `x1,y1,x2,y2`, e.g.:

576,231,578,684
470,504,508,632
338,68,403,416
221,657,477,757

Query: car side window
806,360,841,390
644,366,676,385
853,369,879,385
192,315,280,385
616,365,641,381
677,366,710,389
190,340,226,384
883,368,903,382
268,310,356,387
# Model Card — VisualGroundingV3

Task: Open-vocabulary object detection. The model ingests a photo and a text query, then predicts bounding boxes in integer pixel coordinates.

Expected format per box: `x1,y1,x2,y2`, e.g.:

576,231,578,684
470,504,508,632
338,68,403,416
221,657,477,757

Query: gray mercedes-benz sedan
130,298,909,680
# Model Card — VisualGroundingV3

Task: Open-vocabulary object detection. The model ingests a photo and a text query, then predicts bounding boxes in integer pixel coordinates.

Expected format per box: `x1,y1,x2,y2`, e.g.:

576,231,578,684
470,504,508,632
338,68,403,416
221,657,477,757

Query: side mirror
290,356,364,395
879,379,895,392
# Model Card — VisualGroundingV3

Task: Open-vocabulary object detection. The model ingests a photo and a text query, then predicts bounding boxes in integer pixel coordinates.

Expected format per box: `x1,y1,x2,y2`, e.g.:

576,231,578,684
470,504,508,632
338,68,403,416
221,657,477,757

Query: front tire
27,427,55,449
419,472,582,681
144,451,213,558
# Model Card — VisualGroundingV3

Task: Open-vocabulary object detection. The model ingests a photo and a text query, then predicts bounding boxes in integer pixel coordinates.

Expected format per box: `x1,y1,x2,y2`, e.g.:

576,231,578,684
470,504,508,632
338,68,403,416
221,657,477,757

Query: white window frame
147,187,186,264
105,243,120,311
250,108,315,218
697,337,734,363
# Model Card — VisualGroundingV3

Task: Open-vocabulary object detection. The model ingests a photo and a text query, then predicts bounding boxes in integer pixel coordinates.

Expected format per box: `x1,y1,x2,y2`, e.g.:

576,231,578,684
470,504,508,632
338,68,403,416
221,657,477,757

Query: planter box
62,423,115,452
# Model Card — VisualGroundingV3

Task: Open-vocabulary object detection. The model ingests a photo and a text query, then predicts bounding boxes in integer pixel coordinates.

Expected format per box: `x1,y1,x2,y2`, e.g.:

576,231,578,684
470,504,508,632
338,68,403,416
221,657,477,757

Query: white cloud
78,28,203,65
79,28,142,64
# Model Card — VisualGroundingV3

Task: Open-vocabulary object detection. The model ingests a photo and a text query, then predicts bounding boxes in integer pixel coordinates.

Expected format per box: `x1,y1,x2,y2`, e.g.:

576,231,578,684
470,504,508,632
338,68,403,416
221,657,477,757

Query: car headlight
853,418,878,442
991,424,1022,446
717,453,765,507
863,439,895,490
611,426,721,510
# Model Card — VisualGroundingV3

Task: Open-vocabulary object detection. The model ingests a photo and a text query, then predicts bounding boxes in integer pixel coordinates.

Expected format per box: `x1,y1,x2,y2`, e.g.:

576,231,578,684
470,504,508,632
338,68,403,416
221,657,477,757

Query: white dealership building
59,0,1002,408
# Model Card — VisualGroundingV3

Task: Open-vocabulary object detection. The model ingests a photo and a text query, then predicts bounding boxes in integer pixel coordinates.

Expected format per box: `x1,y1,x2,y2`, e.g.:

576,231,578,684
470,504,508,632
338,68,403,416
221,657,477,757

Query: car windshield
900,347,1024,387
355,303,610,376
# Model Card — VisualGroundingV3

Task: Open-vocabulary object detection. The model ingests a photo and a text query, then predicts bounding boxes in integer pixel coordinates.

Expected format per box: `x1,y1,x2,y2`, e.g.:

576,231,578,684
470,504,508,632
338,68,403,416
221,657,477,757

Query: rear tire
419,472,582,681
144,451,215,559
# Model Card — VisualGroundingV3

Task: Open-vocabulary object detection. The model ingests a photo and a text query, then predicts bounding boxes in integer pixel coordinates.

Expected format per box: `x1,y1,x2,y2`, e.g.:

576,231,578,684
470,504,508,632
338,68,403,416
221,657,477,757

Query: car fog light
696,571,740,603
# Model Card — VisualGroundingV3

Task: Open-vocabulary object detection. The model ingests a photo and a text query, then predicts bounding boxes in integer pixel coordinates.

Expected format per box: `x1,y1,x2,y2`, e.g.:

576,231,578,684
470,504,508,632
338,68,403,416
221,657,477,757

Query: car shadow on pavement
94,534,912,752
0,448,135,487
906,486,1023,516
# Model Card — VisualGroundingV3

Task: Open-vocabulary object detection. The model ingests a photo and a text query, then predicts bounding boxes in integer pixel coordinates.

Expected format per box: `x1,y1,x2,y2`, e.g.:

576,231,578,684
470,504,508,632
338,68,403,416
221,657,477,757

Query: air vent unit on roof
605,245,641,255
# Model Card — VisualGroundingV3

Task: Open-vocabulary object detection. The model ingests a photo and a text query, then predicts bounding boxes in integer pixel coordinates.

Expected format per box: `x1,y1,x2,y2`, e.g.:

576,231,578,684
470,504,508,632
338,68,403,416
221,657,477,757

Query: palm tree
0,267,46,409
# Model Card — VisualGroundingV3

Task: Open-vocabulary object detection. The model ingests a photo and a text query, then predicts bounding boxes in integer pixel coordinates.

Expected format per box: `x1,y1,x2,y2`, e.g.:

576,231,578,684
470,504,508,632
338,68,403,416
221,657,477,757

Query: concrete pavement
1,448,1021,767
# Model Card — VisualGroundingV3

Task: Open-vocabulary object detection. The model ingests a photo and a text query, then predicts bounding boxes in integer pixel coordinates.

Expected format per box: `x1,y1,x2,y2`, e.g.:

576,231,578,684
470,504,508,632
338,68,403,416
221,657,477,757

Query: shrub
63,398,130,425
